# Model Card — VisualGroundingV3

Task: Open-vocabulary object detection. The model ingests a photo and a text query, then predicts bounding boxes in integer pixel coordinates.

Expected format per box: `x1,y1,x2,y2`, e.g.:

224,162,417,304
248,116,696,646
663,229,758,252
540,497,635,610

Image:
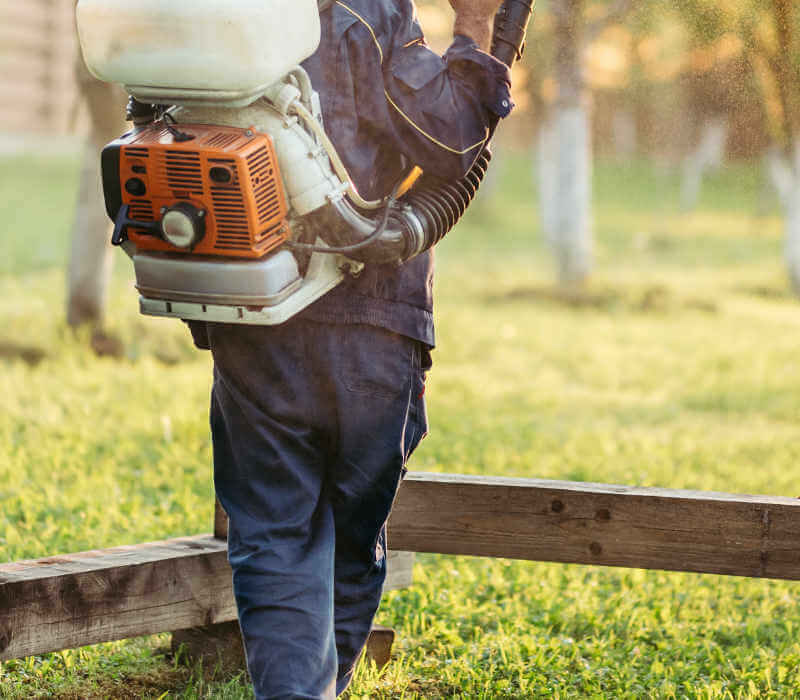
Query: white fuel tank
76,0,321,106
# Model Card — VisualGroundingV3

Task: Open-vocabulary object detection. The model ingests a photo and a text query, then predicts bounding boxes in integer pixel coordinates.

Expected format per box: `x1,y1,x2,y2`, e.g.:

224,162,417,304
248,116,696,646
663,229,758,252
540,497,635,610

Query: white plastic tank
76,0,321,103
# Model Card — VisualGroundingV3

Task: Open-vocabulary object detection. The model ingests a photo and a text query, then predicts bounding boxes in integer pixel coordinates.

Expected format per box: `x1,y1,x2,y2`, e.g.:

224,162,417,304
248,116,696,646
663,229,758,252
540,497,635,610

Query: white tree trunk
611,109,637,161
538,104,593,286
786,198,800,294
537,118,559,241
680,117,728,212
767,146,800,294
539,0,593,287
67,50,126,327
67,140,115,326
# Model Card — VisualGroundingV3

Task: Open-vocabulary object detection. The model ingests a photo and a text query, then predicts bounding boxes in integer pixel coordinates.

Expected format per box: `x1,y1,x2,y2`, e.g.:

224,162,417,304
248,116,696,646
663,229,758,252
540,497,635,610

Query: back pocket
340,327,415,399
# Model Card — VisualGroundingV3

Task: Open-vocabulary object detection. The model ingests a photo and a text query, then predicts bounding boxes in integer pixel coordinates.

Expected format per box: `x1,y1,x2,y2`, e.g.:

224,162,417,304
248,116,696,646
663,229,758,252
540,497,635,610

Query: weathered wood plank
0,0,79,134
0,25,55,54
170,622,396,673
0,80,50,105
0,537,414,661
5,473,800,661
0,3,52,28
364,625,395,668
214,499,228,540
388,473,800,580
0,536,235,661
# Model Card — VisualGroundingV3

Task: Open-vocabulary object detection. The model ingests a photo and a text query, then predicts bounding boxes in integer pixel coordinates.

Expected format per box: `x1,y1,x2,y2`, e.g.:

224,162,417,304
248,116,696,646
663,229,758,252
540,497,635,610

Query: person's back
204,1,513,697
299,0,514,349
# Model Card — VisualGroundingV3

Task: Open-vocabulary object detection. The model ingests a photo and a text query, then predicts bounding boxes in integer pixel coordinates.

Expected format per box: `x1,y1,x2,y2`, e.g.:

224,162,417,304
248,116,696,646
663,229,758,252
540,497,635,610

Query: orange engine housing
110,123,290,258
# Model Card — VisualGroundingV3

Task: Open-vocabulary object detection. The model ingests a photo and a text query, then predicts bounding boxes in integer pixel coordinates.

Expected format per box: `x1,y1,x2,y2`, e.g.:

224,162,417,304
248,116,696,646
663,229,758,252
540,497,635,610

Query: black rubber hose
345,0,535,264
491,0,537,73
397,150,492,256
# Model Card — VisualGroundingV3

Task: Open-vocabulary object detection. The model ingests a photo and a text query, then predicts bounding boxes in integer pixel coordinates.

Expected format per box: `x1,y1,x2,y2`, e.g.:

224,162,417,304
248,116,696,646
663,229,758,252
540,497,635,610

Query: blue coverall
191,2,513,697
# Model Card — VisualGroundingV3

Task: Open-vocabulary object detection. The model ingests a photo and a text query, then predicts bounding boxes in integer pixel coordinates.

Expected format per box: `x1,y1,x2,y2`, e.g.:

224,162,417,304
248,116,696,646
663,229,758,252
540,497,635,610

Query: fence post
214,497,228,541
170,499,246,674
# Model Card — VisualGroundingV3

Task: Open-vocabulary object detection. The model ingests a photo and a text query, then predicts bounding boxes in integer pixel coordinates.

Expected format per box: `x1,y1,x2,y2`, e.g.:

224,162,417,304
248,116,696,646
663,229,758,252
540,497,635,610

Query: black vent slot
210,158,250,250
129,199,154,235
246,147,283,235
164,150,203,196
204,132,241,150
125,147,149,159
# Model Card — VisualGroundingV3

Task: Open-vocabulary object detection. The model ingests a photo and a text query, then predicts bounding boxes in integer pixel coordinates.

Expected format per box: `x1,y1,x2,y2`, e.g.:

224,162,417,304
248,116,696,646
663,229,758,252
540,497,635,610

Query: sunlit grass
2,154,800,697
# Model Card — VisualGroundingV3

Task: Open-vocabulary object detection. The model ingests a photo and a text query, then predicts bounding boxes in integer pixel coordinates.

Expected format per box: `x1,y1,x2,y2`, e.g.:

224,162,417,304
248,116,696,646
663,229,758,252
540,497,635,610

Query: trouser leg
327,326,429,695
207,320,429,699
333,525,389,694
209,323,337,700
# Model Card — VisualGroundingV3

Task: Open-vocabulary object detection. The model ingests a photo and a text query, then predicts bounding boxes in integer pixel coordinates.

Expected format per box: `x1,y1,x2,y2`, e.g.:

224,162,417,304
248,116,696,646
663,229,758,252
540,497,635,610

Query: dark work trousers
206,318,428,699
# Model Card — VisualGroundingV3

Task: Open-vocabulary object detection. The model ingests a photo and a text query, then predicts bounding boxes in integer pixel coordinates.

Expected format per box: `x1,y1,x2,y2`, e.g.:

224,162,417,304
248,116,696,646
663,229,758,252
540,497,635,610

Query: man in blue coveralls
188,0,513,696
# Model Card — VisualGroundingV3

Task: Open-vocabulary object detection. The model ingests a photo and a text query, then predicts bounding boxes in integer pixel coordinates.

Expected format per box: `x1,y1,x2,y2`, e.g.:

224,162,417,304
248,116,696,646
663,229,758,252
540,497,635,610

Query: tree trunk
537,118,559,241
611,109,637,161
539,107,593,285
767,147,800,294
680,117,728,212
786,197,800,294
539,0,592,287
66,50,126,327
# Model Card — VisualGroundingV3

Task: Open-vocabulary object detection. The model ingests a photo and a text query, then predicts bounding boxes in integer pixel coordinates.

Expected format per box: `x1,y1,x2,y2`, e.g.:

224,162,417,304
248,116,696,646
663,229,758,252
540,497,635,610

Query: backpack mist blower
75,0,534,325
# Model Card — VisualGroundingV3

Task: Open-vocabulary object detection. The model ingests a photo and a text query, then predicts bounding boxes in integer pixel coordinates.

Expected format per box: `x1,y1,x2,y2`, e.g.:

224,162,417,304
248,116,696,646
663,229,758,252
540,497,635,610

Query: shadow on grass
0,341,47,366
733,283,796,302
490,284,719,315
48,666,190,700
41,647,250,700
88,330,126,359
0,330,183,366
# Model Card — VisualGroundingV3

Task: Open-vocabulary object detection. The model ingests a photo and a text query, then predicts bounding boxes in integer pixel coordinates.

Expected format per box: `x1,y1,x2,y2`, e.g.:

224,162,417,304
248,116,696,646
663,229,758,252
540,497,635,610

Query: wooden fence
0,0,79,135
3,472,800,662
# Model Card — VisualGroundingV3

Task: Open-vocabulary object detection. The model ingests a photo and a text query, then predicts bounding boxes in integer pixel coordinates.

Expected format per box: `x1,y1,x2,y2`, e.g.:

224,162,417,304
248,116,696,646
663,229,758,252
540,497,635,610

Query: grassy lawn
2,149,800,698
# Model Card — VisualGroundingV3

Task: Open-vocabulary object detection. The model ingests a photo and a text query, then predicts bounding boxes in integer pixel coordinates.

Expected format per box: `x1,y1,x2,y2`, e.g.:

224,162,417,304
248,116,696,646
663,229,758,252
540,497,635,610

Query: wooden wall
0,0,80,135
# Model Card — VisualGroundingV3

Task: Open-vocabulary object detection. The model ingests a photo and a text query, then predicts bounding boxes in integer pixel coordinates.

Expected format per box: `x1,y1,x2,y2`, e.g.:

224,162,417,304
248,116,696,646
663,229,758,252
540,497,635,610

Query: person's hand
448,0,504,51
448,0,504,18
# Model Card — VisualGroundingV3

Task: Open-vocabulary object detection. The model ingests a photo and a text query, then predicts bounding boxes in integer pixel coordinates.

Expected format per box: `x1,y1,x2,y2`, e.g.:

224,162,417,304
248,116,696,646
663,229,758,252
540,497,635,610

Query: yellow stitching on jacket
335,1,384,64
384,90,489,155
335,0,486,157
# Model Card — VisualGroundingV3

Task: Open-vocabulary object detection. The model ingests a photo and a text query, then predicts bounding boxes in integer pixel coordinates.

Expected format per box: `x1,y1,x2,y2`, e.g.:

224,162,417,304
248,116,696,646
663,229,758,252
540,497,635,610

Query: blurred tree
678,2,732,211
748,0,800,292
680,114,727,210
537,0,632,288
668,0,800,291
67,45,126,328
671,1,765,208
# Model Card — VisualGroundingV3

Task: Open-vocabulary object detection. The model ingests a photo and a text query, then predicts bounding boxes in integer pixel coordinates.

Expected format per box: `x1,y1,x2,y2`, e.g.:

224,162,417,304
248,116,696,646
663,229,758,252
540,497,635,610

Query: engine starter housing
102,123,290,259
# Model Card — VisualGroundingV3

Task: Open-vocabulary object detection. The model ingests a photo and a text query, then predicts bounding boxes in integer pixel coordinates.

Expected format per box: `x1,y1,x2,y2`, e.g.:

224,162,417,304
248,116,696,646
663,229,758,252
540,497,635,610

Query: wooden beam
171,621,397,673
214,498,228,540
388,473,800,580
0,537,413,661
0,536,234,661
364,625,395,668
5,473,800,661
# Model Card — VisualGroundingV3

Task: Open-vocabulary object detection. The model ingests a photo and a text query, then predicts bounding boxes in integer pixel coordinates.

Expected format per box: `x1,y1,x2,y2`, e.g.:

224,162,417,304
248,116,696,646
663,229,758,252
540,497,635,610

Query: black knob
209,166,233,185
125,178,147,197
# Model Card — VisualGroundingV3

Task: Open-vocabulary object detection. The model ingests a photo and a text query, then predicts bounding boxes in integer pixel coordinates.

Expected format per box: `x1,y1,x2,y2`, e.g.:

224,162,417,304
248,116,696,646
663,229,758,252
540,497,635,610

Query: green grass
2,151,800,698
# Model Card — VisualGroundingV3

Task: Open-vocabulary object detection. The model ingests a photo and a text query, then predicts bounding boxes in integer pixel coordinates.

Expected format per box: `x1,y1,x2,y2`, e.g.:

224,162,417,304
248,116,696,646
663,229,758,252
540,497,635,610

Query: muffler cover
133,250,301,306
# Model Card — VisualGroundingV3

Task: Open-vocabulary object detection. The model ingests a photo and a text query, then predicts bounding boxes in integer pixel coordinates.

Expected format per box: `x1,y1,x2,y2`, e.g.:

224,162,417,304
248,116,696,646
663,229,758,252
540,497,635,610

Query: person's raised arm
378,0,513,179
449,0,504,51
